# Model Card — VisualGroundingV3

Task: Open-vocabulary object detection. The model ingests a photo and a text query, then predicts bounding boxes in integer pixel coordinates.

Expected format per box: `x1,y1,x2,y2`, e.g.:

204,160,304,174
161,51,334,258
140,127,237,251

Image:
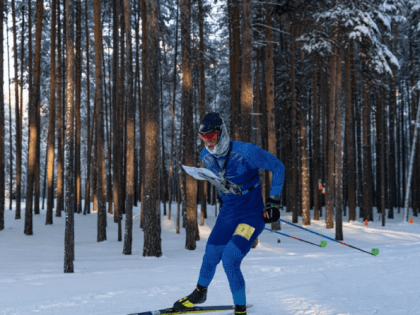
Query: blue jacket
200,141,285,213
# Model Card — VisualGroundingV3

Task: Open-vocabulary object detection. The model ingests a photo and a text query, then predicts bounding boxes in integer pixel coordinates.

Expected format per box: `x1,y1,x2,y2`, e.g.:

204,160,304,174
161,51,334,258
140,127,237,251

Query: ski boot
173,284,208,311
235,304,246,315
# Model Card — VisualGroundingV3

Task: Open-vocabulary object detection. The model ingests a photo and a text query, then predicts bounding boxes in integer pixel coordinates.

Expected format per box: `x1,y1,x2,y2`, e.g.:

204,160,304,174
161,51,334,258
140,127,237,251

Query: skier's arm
246,143,285,197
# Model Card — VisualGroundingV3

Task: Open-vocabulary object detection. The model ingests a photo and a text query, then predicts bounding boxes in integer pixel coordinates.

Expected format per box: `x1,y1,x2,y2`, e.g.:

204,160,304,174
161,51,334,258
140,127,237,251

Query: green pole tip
371,248,379,256
320,240,327,248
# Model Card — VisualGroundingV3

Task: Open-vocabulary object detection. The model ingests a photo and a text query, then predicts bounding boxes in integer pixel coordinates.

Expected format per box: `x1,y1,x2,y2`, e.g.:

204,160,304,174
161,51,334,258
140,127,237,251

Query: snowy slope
1,201,419,315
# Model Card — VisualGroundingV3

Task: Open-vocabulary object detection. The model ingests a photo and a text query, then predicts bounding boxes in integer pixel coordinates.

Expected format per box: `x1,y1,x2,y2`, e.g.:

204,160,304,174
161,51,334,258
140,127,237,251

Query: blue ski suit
197,140,285,306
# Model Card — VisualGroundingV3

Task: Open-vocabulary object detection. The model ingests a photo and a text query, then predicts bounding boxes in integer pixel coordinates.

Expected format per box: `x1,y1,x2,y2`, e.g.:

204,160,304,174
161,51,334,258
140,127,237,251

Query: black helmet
198,112,223,135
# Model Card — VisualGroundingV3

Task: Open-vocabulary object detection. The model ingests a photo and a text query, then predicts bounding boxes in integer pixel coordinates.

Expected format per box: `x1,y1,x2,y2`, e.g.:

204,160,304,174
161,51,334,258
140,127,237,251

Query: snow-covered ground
1,201,419,315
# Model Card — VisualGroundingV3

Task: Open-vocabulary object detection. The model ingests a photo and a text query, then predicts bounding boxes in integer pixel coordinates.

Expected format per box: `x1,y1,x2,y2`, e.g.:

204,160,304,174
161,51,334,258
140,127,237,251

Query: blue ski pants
197,210,265,306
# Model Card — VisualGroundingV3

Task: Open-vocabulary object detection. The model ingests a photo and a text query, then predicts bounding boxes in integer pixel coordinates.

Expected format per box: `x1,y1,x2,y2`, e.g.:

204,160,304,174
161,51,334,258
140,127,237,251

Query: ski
128,304,253,315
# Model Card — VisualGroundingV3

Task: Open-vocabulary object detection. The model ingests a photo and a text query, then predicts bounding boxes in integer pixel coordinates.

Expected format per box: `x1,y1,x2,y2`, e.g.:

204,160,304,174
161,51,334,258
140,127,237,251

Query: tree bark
265,7,280,230
123,0,134,255
83,0,91,215
377,91,386,226
230,0,241,141
298,49,310,226
345,45,356,222
180,0,197,250
312,65,321,221
25,0,44,235
140,0,147,229
75,0,82,214
0,0,5,231
143,0,162,257
168,6,179,221
326,50,336,230
290,26,298,223
240,0,253,143
56,0,64,217
362,80,372,221
112,0,120,225
93,0,107,242
64,0,75,274
12,0,21,220
6,8,12,212
198,0,207,226
335,48,343,240
46,0,57,225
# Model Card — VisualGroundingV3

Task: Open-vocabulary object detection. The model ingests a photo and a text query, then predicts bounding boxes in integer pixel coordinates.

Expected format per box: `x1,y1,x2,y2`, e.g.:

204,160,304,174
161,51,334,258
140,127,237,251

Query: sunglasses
198,131,220,141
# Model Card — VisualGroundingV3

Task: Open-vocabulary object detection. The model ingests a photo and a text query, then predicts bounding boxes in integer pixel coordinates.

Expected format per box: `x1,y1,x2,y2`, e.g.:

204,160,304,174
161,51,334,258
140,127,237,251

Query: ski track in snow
1,202,420,315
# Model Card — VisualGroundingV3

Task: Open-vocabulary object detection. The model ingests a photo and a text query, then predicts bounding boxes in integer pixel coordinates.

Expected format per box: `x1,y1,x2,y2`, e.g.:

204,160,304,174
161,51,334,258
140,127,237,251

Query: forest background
1,0,420,272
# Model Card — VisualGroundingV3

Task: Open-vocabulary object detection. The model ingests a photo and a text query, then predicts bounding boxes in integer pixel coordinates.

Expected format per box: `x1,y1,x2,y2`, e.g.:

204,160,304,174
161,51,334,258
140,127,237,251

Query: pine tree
25,0,44,235
123,0,134,255
180,0,197,250
93,0,107,243
240,0,252,143
64,0,75,274
0,0,5,231
46,0,57,225
143,0,162,257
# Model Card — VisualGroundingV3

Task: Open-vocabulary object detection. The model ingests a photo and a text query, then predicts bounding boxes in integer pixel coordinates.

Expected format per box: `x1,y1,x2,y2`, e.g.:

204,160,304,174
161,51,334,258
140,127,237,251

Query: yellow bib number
234,223,255,241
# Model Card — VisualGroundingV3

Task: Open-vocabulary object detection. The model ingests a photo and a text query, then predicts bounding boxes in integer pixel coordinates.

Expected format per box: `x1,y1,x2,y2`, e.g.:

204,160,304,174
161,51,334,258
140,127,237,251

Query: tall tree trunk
46,0,57,225
326,50,337,230
140,0,146,229
312,65,321,221
112,0,120,224
64,0,75,274
6,6,12,211
168,6,179,222
12,0,21,220
134,0,140,207
230,0,241,141
123,0,134,255
83,0,91,215
18,4,24,212
198,0,207,226
290,26,298,223
298,49,310,226
118,4,126,218
0,0,4,231
377,91,386,226
143,0,162,257
345,45,356,222
335,48,343,240
56,0,64,217
362,80,372,221
93,0,107,242
75,0,82,214
180,0,197,250
25,0,44,235
240,0,252,143
265,7,280,230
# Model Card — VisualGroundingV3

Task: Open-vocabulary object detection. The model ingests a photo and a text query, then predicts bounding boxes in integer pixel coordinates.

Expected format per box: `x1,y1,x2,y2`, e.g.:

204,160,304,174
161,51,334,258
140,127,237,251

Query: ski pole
278,218,379,256
264,228,327,248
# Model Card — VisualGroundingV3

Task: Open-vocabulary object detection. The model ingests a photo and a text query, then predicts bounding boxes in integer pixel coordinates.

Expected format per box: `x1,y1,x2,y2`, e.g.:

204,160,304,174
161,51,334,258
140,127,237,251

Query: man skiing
174,112,285,315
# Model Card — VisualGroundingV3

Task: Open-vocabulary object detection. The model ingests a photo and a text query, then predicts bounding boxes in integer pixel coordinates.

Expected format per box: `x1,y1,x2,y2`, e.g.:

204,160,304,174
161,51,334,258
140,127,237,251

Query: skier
173,113,285,315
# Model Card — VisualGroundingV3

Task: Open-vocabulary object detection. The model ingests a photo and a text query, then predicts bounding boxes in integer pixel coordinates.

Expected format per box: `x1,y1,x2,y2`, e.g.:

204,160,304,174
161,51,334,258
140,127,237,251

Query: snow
1,201,420,315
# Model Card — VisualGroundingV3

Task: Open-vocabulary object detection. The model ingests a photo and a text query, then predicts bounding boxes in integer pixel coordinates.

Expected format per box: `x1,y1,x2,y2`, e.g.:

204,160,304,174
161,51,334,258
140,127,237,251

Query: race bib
234,223,255,241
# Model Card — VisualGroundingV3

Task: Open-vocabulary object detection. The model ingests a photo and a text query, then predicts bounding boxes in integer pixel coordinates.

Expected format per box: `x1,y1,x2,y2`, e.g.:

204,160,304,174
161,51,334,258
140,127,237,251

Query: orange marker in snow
410,217,414,224
365,219,368,226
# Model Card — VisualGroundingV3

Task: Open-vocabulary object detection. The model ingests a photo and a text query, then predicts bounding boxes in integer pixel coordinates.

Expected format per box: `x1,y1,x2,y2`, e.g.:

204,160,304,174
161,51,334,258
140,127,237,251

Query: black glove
263,196,280,223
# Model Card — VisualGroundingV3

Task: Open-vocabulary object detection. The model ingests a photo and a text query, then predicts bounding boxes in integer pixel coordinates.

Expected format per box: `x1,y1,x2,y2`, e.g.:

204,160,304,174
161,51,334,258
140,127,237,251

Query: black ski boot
235,304,247,315
173,284,208,311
